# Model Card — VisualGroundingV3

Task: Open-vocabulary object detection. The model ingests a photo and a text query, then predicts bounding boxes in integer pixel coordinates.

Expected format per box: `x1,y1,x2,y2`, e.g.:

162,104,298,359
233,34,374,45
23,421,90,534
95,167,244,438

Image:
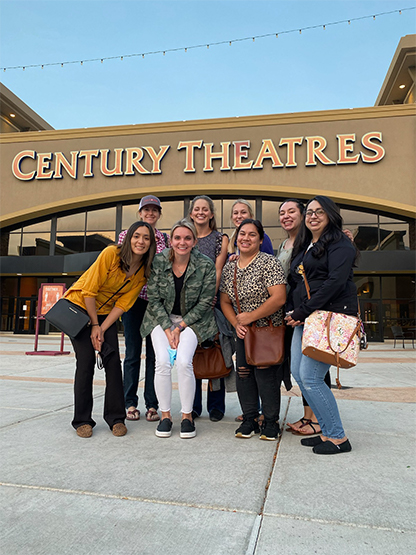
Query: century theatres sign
11,132,385,181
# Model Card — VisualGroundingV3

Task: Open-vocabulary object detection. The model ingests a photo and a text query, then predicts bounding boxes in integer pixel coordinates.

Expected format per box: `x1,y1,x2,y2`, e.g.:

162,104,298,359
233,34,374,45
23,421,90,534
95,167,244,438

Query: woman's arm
84,298,124,351
181,258,216,327
291,240,356,321
220,292,247,339
236,284,286,326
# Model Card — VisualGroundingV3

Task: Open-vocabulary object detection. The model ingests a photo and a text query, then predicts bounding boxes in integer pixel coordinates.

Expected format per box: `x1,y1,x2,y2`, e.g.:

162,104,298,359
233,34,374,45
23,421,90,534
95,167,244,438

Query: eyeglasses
305,208,326,218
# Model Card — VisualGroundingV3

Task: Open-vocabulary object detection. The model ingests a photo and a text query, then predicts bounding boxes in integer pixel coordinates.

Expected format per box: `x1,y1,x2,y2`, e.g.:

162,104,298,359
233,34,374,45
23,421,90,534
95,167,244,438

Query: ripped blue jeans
291,325,345,439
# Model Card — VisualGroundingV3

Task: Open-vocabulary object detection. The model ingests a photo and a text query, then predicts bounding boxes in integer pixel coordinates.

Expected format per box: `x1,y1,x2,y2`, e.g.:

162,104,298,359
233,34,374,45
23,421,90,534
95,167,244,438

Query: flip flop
286,417,311,432
146,408,160,422
126,408,140,421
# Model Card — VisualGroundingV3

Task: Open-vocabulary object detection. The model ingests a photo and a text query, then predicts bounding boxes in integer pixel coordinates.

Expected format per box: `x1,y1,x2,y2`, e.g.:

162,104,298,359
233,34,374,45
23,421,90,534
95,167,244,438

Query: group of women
64,193,357,455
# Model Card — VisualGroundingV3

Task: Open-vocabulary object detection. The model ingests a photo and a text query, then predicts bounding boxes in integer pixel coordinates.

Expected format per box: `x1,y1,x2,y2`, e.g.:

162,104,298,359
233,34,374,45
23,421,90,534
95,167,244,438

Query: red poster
40,284,66,316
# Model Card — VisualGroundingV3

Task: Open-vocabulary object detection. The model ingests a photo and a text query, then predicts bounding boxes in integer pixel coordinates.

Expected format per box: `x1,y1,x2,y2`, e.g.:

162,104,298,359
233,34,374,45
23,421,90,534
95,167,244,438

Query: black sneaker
180,418,196,439
260,421,281,441
209,409,224,422
155,418,172,438
235,418,260,439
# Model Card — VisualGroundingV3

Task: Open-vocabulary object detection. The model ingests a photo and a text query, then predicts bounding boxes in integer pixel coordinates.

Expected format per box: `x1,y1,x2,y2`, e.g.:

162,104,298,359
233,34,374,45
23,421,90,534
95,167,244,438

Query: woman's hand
170,327,181,349
236,323,248,339
165,327,180,350
228,254,239,262
90,325,104,350
236,312,253,326
285,314,302,327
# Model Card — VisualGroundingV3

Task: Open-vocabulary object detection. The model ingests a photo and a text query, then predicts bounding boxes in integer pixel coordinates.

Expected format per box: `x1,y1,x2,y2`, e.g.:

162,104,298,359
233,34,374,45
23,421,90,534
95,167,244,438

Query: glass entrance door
14,297,37,334
360,300,383,342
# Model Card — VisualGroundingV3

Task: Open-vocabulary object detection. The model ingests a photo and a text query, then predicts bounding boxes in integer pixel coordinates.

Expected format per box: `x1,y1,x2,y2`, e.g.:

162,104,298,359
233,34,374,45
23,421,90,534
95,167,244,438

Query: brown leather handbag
193,335,231,380
233,265,285,367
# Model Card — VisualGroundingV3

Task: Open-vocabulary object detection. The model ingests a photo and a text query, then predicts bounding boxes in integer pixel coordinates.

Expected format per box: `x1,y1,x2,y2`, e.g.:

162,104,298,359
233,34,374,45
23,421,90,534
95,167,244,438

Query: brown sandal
126,408,140,421
146,408,160,422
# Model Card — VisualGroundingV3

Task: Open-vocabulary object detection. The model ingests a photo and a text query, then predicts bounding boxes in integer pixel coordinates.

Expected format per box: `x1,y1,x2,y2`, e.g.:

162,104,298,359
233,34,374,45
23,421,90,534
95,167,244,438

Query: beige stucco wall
1,104,415,228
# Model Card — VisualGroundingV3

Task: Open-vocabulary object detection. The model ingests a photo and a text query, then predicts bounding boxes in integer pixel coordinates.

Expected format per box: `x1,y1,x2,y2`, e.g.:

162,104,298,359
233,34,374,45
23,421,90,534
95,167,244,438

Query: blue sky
1,0,415,129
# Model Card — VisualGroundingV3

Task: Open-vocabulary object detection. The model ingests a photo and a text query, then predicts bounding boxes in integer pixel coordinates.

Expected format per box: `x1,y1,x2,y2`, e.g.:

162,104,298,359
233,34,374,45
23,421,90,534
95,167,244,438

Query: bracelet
91,323,100,327
176,324,185,332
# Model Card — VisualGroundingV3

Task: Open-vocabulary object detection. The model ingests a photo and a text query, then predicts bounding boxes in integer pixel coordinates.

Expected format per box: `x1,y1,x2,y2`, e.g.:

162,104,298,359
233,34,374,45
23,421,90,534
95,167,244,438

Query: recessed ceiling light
10,113,16,117
399,84,406,89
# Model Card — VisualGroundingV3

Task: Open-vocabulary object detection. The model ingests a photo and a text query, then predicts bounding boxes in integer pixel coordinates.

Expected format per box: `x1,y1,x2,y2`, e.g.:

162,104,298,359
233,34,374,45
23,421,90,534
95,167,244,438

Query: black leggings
71,315,125,430
235,336,283,423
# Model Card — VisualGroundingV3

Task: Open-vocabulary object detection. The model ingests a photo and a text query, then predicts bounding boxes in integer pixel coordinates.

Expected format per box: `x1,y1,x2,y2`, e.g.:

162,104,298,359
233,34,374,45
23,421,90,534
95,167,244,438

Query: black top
172,269,187,315
287,234,358,322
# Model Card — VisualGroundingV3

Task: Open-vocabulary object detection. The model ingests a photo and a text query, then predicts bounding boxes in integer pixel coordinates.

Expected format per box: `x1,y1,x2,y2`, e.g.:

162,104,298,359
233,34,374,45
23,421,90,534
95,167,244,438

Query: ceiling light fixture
399,84,406,89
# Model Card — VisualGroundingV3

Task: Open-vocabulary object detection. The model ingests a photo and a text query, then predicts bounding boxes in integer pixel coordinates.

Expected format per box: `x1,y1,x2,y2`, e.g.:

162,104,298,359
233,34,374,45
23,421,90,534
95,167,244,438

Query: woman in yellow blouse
64,221,156,438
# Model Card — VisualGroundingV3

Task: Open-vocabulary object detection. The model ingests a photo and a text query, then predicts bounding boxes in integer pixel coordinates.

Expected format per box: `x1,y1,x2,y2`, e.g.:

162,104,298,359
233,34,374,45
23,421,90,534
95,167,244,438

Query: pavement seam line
261,511,416,534
0,481,257,515
246,396,293,555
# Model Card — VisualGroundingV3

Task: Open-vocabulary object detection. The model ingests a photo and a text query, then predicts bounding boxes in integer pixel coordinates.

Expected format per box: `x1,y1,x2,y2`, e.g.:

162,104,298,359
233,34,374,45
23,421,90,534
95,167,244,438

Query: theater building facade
1,36,415,341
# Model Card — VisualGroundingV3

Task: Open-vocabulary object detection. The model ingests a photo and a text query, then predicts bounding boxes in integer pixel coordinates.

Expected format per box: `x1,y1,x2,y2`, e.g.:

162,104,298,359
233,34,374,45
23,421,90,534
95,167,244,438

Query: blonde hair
168,219,197,262
228,199,255,253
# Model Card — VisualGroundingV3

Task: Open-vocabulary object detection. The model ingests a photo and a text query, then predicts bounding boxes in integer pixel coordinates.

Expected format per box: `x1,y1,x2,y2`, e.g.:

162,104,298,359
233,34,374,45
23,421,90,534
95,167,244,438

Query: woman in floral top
118,195,170,422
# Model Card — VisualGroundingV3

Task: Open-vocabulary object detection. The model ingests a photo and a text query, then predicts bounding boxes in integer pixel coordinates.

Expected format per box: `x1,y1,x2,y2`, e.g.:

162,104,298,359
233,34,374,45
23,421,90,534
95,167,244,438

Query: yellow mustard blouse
64,245,146,315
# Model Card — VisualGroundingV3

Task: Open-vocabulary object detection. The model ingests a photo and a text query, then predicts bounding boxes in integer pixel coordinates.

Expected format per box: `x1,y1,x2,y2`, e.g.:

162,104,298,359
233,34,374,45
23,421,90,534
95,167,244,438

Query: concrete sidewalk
1,333,415,555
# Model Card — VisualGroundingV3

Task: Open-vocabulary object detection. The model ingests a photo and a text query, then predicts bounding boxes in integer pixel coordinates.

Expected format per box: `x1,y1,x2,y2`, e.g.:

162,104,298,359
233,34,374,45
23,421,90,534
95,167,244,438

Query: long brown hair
118,221,156,278
188,195,218,231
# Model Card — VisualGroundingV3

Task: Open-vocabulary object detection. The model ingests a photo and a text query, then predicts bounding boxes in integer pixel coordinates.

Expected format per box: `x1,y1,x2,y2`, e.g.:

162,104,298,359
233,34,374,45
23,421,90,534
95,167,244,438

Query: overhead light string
1,7,414,72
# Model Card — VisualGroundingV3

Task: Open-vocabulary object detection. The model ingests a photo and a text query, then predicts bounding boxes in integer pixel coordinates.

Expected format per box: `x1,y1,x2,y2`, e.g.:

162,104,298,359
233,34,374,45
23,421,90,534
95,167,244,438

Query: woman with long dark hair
286,196,358,454
277,198,331,436
65,221,156,438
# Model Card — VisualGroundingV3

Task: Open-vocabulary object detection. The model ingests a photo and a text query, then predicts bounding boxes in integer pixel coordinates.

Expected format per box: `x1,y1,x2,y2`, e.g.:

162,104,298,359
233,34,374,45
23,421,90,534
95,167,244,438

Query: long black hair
118,221,156,278
292,196,343,259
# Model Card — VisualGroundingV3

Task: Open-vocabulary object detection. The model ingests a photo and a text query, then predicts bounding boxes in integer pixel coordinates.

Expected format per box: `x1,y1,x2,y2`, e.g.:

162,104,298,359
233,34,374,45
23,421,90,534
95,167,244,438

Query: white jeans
150,315,198,414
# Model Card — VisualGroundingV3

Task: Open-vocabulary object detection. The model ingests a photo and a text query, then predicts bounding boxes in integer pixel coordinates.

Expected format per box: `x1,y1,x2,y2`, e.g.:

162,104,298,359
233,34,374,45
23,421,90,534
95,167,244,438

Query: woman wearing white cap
118,195,170,422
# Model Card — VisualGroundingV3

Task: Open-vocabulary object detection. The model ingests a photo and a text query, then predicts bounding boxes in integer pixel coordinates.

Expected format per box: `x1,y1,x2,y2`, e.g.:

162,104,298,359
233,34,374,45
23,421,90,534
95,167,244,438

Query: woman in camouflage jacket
140,219,217,439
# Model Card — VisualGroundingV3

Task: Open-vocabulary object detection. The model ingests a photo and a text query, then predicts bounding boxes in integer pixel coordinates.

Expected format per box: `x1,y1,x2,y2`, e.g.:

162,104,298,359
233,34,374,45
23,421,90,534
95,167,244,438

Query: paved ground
1,332,415,555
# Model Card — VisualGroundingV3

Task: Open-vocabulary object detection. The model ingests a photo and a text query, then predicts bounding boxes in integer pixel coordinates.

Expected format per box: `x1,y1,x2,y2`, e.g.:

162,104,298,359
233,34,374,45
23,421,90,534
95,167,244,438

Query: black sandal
291,421,322,436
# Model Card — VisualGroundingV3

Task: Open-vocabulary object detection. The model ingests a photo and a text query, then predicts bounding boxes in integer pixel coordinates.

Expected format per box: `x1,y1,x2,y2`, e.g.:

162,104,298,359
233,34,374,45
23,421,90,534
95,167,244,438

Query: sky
0,0,415,130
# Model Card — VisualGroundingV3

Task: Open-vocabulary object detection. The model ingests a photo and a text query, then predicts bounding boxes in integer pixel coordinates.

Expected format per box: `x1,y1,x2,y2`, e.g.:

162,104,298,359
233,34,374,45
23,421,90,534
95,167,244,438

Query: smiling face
279,201,303,234
130,226,151,257
190,199,213,227
171,226,197,258
305,200,329,240
139,205,161,228
231,202,252,228
236,223,262,257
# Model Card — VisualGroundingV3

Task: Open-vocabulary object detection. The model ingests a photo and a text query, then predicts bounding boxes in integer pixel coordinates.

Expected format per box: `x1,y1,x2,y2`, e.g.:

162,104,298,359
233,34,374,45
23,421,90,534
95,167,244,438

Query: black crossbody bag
45,263,143,338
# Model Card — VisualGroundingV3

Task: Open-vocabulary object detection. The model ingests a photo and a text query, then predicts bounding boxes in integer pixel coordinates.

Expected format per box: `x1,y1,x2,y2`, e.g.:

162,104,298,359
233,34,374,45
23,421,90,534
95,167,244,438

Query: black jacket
287,234,358,322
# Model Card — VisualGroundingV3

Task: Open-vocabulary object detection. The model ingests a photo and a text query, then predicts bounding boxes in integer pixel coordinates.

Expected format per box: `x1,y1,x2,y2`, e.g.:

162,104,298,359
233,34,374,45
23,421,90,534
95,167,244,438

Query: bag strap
297,263,311,300
233,264,242,314
97,262,143,310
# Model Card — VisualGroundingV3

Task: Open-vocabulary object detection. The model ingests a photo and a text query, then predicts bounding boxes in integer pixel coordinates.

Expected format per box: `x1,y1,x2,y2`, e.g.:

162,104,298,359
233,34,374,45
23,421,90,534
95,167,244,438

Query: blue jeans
291,325,345,439
122,297,158,411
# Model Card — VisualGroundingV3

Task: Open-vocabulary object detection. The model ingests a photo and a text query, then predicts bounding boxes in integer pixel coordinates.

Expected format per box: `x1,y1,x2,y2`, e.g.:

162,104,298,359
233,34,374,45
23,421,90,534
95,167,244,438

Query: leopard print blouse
220,252,286,327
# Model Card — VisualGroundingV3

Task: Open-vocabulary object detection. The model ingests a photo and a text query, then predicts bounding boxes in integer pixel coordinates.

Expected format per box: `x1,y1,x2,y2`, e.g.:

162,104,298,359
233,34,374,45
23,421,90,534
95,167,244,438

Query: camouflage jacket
140,248,218,344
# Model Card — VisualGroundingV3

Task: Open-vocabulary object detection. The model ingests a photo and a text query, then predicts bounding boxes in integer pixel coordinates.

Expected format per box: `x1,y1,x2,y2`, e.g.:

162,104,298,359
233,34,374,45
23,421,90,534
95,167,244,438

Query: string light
1,7,413,72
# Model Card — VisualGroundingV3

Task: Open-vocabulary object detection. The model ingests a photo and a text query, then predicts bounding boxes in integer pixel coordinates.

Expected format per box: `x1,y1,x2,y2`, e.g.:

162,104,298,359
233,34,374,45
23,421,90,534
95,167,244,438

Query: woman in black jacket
285,196,358,455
